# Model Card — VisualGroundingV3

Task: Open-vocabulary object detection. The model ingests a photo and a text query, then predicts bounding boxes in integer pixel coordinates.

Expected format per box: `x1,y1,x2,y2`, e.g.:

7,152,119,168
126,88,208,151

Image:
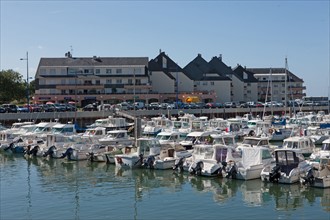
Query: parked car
224,102,236,108
64,104,77,111
148,102,160,110
0,106,6,113
17,105,29,113
2,104,18,113
39,104,55,112
83,104,97,111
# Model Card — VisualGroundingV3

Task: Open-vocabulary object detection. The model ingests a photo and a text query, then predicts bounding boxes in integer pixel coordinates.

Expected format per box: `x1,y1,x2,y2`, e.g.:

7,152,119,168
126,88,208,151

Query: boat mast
285,57,288,115
263,67,272,120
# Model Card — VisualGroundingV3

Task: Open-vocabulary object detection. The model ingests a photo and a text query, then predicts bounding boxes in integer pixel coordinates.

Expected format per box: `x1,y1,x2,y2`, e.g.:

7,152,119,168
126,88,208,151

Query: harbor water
0,151,329,220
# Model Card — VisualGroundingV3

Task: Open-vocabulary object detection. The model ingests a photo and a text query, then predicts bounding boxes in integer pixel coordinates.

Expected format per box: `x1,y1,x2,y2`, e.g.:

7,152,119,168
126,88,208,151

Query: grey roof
232,65,259,83
183,54,231,81
38,57,149,67
148,52,183,80
247,68,304,82
208,56,233,76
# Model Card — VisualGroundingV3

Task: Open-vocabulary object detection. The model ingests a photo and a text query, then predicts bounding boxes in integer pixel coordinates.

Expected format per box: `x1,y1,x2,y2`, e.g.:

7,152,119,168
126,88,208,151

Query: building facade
248,67,306,103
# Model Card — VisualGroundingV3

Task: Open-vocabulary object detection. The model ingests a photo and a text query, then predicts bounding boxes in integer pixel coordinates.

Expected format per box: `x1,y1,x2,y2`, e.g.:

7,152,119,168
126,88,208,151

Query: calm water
0,151,329,220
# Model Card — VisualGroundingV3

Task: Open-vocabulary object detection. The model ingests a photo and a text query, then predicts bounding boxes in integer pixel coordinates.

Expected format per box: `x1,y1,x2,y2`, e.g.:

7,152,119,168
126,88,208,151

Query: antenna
70,45,73,56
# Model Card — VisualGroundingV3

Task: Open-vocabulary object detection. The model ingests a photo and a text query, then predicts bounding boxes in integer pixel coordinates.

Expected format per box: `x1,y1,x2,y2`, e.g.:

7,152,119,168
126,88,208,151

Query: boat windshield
321,143,330,151
283,141,299,149
157,135,172,141
242,139,259,146
194,146,214,159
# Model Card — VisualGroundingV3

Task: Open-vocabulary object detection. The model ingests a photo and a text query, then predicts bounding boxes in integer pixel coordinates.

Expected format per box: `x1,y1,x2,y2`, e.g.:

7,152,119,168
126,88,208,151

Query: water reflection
0,151,329,219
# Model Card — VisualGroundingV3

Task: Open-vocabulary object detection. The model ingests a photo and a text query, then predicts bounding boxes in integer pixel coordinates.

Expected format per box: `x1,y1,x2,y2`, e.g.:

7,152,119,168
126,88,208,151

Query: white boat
87,116,134,132
236,136,271,151
141,145,192,170
114,137,161,169
50,122,77,136
142,120,163,136
98,129,134,147
307,126,330,145
301,157,330,188
225,146,274,180
102,146,133,164
179,130,218,150
260,149,311,184
155,130,184,147
184,143,241,176
142,115,172,136
282,136,315,158
310,138,330,161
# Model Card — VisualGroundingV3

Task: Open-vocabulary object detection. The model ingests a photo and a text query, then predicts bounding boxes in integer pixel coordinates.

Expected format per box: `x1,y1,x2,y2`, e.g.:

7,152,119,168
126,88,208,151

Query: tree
0,69,26,103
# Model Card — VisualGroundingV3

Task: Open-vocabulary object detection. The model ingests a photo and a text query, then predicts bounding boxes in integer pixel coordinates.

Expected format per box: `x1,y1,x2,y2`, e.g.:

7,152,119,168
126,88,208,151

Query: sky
1,0,329,97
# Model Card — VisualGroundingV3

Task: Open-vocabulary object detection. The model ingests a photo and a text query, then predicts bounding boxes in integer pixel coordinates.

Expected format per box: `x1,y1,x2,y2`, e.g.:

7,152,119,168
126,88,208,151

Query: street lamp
20,51,29,112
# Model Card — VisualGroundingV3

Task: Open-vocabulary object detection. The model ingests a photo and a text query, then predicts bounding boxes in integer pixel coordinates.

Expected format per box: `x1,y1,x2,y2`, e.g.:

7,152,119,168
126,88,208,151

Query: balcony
124,83,152,89
56,83,104,90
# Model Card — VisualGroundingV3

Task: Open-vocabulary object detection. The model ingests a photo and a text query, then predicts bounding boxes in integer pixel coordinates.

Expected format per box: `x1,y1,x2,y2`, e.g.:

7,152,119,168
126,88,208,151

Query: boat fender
116,157,123,164
269,128,274,134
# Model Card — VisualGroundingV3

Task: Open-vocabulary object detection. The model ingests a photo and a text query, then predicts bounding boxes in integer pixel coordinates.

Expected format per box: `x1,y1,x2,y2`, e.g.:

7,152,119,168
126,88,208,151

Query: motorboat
310,138,330,161
155,130,184,147
146,145,192,170
98,129,134,147
307,126,330,145
260,149,311,184
102,146,134,164
301,157,330,188
184,143,241,176
87,116,134,132
179,130,218,150
236,136,271,151
114,137,161,169
225,146,274,180
281,136,315,158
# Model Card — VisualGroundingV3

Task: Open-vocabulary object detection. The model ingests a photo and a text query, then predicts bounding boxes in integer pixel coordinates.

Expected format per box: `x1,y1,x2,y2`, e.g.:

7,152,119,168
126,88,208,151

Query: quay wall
0,106,328,128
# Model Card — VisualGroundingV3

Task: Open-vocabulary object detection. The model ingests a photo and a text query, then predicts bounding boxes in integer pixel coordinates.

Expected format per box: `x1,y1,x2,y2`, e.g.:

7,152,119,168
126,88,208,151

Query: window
210,82,214,86
116,79,122,84
40,69,46,75
50,69,56,75
116,69,122,74
128,79,133,84
106,69,112,74
203,82,208,86
106,79,112,84
95,80,100,85
134,68,142,74
95,69,100,74
162,57,167,68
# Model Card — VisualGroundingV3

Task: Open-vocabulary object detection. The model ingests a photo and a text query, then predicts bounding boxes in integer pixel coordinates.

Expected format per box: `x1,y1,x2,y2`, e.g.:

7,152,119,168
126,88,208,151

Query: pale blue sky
1,0,329,97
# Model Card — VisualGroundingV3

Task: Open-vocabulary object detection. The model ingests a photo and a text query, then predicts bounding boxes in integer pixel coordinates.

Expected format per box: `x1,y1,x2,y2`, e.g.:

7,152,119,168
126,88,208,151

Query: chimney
159,49,162,54
219,54,222,61
198,53,202,57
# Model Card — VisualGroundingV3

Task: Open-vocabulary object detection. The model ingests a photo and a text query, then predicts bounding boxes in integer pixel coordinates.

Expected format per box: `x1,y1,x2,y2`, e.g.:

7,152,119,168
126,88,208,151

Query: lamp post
20,51,29,112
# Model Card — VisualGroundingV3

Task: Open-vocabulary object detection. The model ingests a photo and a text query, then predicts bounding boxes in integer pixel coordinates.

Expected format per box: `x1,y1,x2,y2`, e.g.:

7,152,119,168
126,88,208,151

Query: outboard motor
269,165,281,183
143,155,155,169
134,154,144,167
88,152,95,162
226,163,237,179
173,157,185,172
29,145,39,156
302,168,315,185
190,161,203,176
43,146,56,158
4,142,15,151
60,147,73,160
